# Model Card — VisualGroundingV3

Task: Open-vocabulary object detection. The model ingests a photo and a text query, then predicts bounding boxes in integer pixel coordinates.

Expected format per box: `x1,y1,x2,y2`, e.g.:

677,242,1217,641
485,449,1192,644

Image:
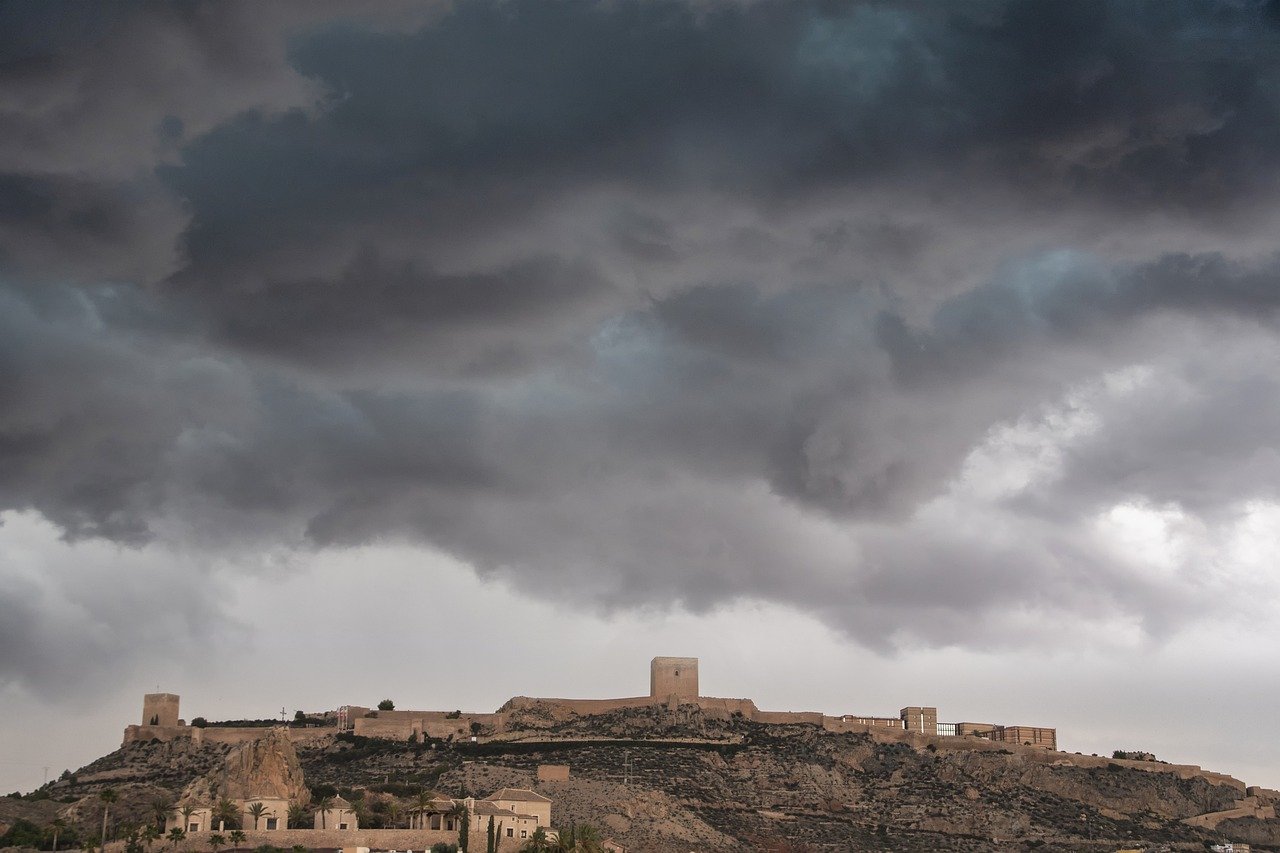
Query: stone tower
900,706,938,735
143,693,181,727
650,657,699,700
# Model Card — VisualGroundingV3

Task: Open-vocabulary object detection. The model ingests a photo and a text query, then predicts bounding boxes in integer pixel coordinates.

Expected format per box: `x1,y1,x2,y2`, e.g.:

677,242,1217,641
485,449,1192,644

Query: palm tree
151,799,174,834
208,833,225,853
49,817,67,852
179,806,197,834
286,804,304,830
351,799,369,830
228,830,245,850
314,797,334,830
166,828,185,851
214,800,237,832
99,789,118,844
387,801,401,829
413,792,433,830
450,803,470,853
245,803,267,832
569,824,603,853
142,824,161,853
518,827,553,853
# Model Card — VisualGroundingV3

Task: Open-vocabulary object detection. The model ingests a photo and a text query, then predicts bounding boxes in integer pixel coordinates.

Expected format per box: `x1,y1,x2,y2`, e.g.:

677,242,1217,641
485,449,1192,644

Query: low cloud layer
4,0,1280,697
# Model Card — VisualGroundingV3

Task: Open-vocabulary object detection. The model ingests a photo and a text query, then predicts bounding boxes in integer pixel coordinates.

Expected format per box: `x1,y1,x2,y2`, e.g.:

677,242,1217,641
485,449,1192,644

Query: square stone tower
143,693,180,727
900,706,937,735
650,657,699,700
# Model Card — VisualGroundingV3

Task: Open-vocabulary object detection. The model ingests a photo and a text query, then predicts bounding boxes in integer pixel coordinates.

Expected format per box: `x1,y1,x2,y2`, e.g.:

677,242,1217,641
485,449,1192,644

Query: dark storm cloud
4,0,1280,692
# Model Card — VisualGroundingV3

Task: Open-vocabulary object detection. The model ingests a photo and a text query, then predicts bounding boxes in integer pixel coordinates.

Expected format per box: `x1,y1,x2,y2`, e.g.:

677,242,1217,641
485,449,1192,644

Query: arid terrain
4,702,1279,852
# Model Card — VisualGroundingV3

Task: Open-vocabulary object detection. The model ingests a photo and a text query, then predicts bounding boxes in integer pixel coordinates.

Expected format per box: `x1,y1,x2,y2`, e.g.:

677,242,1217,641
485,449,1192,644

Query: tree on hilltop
377,699,395,711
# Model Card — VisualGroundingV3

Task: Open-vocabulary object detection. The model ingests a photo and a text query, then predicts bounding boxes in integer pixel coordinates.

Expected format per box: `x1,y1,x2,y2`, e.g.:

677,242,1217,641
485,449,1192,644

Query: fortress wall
106,828,536,853
822,716,902,734
125,722,331,747
353,716,416,739
503,696,657,715
284,727,332,744
122,724,190,745
992,725,1056,750
752,710,823,726
353,712,509,741
692,697,758,716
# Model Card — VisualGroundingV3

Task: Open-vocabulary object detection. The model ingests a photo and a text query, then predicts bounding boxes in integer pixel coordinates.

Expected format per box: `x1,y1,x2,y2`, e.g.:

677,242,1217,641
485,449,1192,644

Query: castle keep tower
900,705,938,736
650,657,699,700
142,693,180,727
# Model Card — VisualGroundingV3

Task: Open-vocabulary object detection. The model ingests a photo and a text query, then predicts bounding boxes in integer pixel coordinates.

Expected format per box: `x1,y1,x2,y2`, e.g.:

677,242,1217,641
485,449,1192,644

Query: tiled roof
485,788,551,803
472,803,522,817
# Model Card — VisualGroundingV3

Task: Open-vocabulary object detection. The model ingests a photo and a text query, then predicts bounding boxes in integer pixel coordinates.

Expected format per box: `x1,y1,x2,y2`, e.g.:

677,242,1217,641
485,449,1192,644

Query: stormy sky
4,0,1280,791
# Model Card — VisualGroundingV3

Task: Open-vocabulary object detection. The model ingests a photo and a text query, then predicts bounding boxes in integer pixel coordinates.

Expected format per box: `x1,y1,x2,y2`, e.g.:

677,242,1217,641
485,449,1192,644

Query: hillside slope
10,703,1280,852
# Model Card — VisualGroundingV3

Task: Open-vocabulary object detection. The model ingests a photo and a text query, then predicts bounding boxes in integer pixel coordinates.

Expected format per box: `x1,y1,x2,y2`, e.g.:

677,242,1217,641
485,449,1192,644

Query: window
520,830,527,838
674,670,679,676
339,823,348,830
266,818,278,831
188,824,198,833
506,828,513,838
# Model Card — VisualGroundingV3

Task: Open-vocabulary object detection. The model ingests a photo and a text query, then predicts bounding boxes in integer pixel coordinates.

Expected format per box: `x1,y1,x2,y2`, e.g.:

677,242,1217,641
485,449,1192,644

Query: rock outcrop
181,728,308,806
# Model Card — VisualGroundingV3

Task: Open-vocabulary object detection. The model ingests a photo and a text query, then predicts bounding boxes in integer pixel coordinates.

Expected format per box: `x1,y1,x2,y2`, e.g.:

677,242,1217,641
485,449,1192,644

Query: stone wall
821,715,903,734
104,827,541,853
690,697,758,717
991,725,1056,750
125,723,333,748
501,696,656,716
753,710,823,726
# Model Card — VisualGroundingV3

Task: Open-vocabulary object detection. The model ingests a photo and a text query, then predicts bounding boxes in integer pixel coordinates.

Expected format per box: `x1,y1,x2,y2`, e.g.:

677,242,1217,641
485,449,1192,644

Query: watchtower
650,657,699,700
900,705,937,735
142,693,180,727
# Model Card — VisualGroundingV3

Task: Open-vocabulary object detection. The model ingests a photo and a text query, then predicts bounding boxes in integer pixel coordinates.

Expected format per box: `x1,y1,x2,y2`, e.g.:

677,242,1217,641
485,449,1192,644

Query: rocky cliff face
181,728,308,805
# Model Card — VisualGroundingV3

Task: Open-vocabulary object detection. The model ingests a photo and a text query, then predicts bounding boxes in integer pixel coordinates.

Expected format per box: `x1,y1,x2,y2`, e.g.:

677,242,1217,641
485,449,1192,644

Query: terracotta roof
471,803,522,818
485,788,551,803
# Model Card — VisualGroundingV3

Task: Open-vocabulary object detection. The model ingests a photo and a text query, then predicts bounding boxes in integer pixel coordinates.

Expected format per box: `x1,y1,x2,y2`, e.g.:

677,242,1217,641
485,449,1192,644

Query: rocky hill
7,703,1280,852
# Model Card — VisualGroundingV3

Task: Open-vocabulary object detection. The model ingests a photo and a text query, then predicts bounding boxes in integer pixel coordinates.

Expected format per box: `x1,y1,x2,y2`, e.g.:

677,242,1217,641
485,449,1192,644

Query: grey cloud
5,0,1280,689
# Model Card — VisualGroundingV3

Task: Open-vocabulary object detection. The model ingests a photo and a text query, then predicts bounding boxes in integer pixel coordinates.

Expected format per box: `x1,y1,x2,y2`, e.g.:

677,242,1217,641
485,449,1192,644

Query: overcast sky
3,0,1280,794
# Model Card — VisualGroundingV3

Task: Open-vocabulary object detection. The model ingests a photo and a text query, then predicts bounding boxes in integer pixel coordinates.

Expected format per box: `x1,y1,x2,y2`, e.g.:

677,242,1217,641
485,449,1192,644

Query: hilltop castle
127,656,1055,750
